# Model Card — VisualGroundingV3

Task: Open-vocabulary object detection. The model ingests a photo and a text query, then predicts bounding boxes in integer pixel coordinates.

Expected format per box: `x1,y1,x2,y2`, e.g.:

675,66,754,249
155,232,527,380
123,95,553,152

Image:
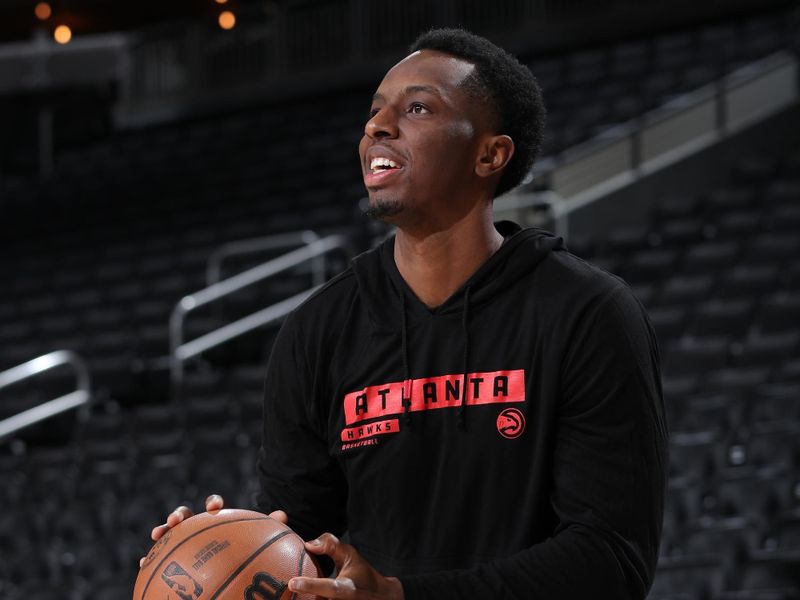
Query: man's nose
364,107,399,139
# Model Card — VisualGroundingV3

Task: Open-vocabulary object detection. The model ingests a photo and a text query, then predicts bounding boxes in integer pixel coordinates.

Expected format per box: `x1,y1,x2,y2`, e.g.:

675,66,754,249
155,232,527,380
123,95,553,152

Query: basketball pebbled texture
134,508,322,600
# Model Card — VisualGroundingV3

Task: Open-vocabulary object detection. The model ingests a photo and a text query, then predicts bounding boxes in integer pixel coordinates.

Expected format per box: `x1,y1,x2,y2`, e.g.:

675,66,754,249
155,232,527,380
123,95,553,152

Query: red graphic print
496,407,526,439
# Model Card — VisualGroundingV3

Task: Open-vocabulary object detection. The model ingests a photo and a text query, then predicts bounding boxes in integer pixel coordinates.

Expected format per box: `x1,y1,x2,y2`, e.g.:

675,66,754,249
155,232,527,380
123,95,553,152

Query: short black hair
409,28,546,197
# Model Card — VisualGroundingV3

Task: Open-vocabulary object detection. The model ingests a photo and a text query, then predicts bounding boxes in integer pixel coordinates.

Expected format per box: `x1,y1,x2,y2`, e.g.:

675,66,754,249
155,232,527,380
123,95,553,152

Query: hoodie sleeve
255,312,348,550
398,285,668,599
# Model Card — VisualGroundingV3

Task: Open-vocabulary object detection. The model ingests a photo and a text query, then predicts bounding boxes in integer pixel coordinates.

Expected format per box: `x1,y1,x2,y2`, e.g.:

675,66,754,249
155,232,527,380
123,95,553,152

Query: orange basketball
133,508,321,600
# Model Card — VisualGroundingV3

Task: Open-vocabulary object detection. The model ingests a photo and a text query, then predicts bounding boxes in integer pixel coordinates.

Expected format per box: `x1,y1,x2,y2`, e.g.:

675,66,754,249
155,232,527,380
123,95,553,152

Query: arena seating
0,6,798,599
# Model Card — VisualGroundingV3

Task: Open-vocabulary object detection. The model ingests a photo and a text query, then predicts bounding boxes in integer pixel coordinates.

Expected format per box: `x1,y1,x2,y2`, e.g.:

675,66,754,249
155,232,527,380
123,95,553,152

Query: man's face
358,50,492,228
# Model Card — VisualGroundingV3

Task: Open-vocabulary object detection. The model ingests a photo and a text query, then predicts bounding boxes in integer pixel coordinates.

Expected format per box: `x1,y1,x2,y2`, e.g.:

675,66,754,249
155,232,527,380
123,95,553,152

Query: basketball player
148,29,668,599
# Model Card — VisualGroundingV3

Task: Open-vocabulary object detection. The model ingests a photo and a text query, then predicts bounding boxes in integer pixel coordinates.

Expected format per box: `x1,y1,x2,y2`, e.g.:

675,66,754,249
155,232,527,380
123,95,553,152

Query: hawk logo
161,561,203,600
244,572,288,600
497,407,526,439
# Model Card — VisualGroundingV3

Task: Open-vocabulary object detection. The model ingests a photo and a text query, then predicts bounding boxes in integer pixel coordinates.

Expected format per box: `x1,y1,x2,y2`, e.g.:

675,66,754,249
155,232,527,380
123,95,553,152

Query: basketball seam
139,516,270,600
291,547,307,600
208,529,293,600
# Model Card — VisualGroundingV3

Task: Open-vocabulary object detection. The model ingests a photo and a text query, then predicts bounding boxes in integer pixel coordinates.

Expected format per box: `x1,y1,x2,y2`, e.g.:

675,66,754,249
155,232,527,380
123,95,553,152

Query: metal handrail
0,350,91,441
170,233,353,390
496,50,799,236
206,229,323,286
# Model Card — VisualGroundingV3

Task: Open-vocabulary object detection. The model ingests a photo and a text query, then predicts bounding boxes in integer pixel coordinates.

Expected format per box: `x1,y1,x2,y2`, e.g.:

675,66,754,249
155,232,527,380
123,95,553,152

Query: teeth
370,157,400,172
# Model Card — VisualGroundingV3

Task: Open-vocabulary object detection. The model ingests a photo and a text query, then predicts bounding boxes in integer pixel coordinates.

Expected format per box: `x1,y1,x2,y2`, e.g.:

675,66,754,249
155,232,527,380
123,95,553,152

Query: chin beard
363,198,404,221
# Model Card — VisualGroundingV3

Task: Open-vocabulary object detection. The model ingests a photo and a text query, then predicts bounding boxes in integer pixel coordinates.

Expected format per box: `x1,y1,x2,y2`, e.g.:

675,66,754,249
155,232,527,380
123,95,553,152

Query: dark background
0,1,798,598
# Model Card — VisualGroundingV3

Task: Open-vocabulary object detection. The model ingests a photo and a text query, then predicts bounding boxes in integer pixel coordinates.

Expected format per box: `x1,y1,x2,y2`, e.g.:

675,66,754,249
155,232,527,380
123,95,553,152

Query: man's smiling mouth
369,157,402,174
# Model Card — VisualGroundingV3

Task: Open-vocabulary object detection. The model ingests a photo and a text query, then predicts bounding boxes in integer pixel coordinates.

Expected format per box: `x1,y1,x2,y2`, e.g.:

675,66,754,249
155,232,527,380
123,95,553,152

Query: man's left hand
288,533,404,600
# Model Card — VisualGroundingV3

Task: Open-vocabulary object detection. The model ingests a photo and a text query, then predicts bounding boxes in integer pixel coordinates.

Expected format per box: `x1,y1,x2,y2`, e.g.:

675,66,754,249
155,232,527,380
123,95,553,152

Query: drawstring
458,285,472,431
400,293,412,429
399,285,471,432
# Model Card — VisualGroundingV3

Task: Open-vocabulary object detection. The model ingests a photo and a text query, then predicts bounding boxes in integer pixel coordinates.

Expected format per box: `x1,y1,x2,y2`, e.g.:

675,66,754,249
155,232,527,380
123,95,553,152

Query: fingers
268,509,288,524
289,576,356,599
151,505,193,541
205,494,224,512
304,532,349,563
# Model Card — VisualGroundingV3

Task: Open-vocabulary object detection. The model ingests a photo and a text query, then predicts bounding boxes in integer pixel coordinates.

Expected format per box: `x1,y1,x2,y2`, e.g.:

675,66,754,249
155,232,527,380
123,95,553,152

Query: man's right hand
140,494,289,567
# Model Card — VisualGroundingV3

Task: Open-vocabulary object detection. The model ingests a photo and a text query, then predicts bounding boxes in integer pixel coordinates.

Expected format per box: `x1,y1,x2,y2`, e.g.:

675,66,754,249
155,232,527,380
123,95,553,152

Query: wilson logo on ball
245,572,287,600
496,407,526,439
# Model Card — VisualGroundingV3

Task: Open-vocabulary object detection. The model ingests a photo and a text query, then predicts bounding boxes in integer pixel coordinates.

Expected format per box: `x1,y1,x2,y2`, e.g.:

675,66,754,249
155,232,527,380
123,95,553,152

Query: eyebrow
372,85,445,102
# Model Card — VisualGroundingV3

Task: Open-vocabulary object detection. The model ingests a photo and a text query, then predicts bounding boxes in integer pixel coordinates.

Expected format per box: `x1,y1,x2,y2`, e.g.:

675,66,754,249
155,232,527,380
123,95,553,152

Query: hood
352,221,564,330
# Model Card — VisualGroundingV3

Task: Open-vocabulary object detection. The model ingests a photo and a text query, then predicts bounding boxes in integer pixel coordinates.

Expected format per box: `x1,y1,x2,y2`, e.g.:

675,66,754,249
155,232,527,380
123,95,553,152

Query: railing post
170,235,353,401
0,350,92,441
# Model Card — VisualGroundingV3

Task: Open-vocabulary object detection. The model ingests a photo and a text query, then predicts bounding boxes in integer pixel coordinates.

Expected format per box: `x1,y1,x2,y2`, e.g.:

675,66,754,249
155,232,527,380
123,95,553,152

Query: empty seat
641,71,677,104
653,195,698,222
730,331,800,367
650,306,689,343
745,232,800,263
688,298,754,338
705,187,756,213
681,64,717,89
777,357,800,382
669,392,746,435
181,369,227,400
682,240,741,274
185,396,235,434
743,424,799,474
658,216,708,246
654,32,696,70
610,94,644,122
703,366,770,396
765,203,800,233
625,247,678,284
610,41,650,77
566,49,608,86
663,336,731,377
669,430,721,483
718,264,779,299
604,225,652,255
527,58,562,92
704,473,785,523
757,292,800,333
658,274,715,306
732,156,778,185
715,209,762,238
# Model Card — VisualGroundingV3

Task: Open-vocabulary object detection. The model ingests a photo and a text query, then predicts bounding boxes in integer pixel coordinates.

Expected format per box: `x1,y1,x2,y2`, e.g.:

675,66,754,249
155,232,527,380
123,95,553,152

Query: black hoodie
256,221,668,599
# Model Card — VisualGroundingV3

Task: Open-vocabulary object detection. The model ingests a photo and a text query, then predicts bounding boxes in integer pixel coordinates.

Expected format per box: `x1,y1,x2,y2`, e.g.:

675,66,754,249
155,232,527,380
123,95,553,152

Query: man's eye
367,107,379,119
409,103,428,114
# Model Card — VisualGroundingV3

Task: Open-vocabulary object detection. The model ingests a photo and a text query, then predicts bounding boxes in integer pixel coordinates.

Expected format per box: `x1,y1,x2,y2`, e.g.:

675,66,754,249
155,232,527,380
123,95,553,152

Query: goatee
363,198,403,221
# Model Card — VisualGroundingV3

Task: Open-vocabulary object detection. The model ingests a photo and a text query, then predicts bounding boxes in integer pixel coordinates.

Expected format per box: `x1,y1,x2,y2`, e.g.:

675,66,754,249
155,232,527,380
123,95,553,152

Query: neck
394,205,503,308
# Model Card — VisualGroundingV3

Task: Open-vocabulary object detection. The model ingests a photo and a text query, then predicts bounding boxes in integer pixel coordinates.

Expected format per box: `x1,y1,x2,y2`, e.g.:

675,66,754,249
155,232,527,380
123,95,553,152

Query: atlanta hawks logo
496,407,526,439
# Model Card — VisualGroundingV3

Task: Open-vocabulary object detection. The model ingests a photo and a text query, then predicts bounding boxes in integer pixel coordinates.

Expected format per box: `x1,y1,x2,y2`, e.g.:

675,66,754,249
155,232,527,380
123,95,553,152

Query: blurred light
218,11,236,30
54,24,72,44
214,0,229,4
34,2,52,20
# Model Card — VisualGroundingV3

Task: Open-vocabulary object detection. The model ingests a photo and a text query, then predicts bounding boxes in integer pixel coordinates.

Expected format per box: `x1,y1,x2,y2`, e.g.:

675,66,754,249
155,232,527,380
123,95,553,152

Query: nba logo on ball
161,561,202,600
497,408,526,439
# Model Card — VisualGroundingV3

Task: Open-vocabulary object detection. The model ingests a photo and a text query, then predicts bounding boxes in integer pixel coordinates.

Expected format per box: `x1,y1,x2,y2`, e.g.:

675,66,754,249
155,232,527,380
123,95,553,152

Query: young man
150,29,667,599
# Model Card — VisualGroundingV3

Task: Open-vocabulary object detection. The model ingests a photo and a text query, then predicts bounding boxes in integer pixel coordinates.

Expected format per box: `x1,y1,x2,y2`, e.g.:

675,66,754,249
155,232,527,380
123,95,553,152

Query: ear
475,135,514,179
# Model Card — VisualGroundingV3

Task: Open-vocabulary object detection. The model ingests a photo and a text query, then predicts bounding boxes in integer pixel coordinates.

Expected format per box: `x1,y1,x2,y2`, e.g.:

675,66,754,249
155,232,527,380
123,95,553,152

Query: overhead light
34,2,52,20
54,24,72,44
218,11,236,30
215,0,229,4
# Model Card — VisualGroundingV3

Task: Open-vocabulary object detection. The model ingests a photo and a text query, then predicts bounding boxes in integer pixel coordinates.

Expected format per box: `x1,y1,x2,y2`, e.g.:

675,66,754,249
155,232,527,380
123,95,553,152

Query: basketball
133,509,321,600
